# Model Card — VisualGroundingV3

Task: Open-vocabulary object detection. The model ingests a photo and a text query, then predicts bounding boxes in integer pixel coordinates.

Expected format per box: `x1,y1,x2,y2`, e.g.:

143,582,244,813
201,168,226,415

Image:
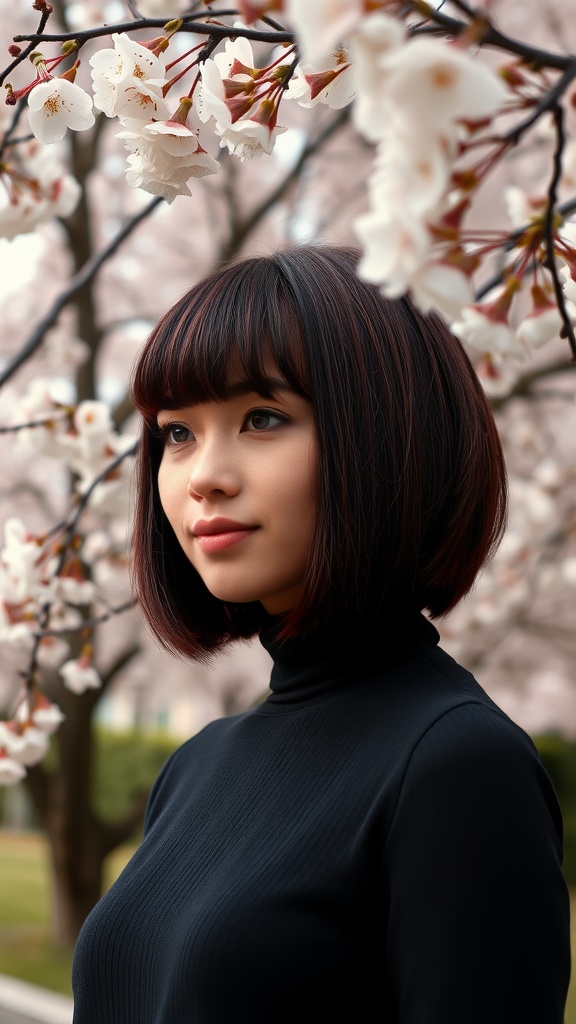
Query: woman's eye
245,410,285,432
161,423,192,445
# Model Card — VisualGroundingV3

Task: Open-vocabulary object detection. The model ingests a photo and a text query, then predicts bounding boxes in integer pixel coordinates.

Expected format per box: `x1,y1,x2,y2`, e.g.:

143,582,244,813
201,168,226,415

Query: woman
72,245,570,1022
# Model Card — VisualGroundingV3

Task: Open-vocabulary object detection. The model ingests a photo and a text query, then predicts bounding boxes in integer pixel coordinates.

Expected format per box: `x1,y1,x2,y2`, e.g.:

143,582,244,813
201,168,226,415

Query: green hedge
0,728,181,839
93,728,181,836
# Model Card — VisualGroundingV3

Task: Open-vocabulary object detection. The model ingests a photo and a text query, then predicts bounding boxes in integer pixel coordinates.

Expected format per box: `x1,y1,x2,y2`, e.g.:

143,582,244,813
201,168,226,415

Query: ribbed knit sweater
72,611,570,1023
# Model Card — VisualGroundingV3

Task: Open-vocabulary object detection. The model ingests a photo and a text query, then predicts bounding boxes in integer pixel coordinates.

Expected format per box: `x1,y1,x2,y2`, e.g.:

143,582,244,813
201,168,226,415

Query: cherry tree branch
33,600,137,639
0,6,51,87
543,102,576,361
0,196,162,389
11,16,294,51
9,2,575,74
416,1,575,70
501,61,576,148
475,194,576,302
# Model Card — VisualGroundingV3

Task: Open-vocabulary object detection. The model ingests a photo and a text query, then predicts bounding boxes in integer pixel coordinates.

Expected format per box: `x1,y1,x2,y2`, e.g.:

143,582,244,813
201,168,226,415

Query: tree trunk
47,815,106,947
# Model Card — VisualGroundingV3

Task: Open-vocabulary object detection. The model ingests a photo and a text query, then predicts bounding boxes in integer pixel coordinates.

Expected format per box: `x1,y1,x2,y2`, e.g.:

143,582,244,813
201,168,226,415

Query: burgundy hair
130,245,507,660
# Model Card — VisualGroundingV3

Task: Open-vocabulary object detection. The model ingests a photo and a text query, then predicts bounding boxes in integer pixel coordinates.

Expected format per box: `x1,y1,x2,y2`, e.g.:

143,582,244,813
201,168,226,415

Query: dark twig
476,195,576,301
415,1,575,70
501,61,576,148
13,17,293,48
543,103,576,361
34,599,137,638
0,7,51,86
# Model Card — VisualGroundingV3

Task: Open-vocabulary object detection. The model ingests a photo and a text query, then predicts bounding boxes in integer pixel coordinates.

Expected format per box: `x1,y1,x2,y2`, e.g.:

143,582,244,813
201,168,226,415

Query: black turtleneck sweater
72,612,570,1023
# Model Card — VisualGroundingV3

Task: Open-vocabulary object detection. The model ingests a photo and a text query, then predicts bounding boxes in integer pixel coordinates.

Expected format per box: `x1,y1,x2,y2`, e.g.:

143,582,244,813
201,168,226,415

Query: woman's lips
195,528,258,553
192,518,258,553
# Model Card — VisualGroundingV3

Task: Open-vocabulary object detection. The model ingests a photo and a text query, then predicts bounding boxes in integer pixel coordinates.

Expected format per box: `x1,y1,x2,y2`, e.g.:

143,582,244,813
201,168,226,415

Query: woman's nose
186,439,241,500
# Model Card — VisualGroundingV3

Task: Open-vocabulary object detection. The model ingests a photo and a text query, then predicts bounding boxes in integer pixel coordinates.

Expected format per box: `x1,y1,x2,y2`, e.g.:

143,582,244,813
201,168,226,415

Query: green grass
0,831,575,1017
0,832,135,998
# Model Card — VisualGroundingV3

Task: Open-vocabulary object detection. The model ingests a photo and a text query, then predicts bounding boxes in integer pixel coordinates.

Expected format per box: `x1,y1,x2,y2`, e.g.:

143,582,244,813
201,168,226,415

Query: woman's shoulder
383,645,561,826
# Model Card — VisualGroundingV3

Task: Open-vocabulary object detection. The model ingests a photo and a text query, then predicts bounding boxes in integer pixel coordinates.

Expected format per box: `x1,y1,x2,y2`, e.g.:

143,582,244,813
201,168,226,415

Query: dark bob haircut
131,244,507,660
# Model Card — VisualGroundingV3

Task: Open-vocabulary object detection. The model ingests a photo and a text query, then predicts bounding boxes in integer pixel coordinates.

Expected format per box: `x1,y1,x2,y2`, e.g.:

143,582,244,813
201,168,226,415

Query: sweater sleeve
383,702,571,1024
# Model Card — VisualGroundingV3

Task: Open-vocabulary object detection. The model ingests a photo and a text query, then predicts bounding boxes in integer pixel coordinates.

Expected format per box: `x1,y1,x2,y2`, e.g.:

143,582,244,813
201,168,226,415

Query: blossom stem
165,41,205,74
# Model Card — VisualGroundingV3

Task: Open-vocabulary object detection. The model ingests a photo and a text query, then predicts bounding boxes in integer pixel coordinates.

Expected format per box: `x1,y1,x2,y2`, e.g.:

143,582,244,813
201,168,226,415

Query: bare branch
13,15,293,48
0,198,163,389
542,103,576,361
415,1,575,70
489,358,576,411
0,6,52,86
99,642,141,691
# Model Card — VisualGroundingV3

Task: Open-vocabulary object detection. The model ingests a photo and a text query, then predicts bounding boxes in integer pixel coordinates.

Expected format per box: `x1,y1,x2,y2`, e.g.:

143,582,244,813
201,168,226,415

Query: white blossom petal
60,659,102,695
28,79,95,145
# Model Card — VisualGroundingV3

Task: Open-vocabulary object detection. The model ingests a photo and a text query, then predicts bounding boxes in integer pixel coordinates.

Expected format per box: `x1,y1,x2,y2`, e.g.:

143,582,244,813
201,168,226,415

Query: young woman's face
156,367,317,614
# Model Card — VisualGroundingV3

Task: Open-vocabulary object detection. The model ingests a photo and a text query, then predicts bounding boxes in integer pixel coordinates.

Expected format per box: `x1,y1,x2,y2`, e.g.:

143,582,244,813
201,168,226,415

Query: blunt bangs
131,258,311,425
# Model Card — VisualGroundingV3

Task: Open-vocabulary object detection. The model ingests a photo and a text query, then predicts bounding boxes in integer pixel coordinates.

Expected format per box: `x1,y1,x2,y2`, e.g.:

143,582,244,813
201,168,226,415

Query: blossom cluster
0,687,65,785
2,2,576,366
0,101,81,239
0,390,136,780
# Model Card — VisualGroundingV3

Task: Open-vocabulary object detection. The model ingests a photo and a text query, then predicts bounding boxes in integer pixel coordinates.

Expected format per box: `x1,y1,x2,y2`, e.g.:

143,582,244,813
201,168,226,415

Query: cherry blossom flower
55,574,97,606
198,40,287,159
514,281,568,353
36,635,71,670
287,51,355,109
409,262,474,323
503,185,545,229
213,34,258,80
82,530,113,564
11,379,71,457
0,752,27,786
0,620,35,651
219,115,286,159
0,722,50,766
29,692,66,734
197,58,239,132
73,400,114,463
89,33,168,120
381,38,509,142
28,78,95,145
1,518,45,603
355,208,432,298
367,128,451,220
286,0,363,64
349,13,406,142
60,656,102,695
451,304,521,359
515,305,564,352
0,138,81,241
117,107,221,201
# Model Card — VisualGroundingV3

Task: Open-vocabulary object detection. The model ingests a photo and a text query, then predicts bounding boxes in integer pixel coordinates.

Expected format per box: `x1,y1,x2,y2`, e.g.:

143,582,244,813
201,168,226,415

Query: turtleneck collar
258,607,440,706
